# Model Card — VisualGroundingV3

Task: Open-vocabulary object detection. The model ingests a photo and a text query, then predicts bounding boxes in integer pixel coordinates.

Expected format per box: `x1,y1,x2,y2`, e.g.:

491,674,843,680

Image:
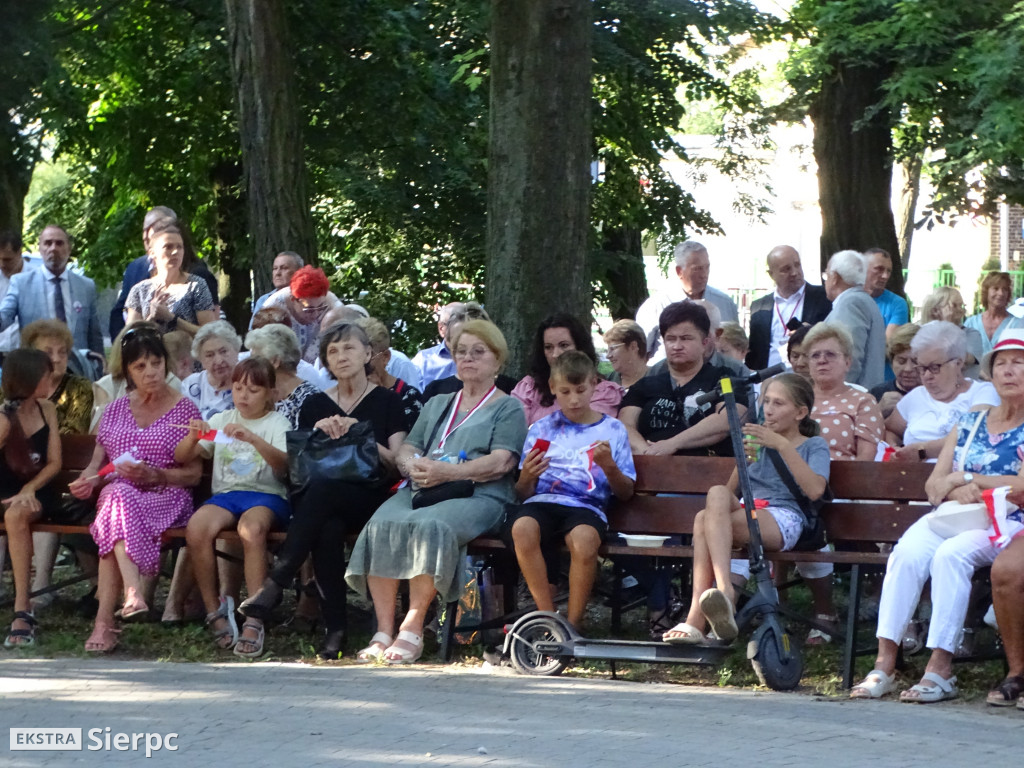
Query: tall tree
487,0,593,376
225,0,317,309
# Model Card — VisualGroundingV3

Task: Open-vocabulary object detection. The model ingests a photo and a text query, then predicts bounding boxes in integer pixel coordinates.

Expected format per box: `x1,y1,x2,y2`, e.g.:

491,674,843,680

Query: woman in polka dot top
803,323,884,461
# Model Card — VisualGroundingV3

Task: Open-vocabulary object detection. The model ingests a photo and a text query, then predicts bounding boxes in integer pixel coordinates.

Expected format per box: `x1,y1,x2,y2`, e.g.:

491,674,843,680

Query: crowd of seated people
4,230,1024,713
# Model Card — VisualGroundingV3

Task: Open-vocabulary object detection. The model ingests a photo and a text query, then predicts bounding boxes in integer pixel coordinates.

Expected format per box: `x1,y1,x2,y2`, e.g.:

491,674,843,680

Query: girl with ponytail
663,373,831,644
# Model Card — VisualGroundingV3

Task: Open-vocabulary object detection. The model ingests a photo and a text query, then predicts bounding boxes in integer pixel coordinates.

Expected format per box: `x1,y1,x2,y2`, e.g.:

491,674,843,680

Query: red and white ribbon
983,486,1015,549
875,442,897,462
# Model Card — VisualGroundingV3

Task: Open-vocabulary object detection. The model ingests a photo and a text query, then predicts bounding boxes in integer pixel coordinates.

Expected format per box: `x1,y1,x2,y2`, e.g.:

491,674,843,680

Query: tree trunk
810,61,904,295
224,0,317,298
211,160,250,332
601,227,648,321
895,153,922,271
0,126,33,235
486,0,592,378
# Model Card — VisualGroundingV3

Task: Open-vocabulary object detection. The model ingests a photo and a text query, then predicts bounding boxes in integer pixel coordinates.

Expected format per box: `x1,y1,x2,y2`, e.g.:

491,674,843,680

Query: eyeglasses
606,343,625,353
455,346,490,360
121,326,161,348
913,358,957,376
809,350,841,363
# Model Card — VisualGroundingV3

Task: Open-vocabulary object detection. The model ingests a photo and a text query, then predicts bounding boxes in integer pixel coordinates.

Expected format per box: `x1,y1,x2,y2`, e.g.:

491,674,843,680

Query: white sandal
899,672,958,703
356,632,393,663
698,589,738,641
662,622,706,645
849,669,896,699
384,630,424,665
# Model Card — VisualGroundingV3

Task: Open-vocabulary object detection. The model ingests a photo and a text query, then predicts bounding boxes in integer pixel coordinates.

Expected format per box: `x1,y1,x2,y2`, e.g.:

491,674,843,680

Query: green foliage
784,0,1024,222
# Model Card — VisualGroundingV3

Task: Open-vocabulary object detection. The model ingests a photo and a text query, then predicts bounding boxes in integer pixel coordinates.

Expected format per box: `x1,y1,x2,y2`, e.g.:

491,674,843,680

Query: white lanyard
437,386,497,449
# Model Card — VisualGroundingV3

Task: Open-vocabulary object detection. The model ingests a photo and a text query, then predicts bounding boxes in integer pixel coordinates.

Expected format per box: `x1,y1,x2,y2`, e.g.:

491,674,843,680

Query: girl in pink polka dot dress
70,326,202,652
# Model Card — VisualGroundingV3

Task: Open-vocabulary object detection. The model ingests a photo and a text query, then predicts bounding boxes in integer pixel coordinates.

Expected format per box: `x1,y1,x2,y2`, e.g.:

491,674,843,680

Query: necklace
334,379,371,414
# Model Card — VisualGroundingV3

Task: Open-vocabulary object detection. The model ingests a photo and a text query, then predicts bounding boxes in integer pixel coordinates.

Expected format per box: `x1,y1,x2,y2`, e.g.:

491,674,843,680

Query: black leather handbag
286,421,381,492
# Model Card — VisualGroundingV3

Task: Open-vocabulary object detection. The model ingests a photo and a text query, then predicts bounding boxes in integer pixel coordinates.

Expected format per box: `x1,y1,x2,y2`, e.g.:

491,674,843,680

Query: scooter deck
551,637,733,665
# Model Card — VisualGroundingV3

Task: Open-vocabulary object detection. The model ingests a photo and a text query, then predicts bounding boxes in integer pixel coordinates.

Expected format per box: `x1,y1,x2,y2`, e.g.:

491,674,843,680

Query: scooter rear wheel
748,625,803,691
508,615,570,676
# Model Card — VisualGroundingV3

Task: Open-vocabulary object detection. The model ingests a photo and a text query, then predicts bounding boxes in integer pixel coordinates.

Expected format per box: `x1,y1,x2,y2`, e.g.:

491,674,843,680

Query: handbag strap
422,393,458,454
765,447,829,519
955,409,987,471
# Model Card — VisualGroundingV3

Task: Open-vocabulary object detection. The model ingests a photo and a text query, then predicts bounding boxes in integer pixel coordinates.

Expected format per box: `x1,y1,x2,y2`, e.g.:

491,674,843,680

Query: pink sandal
85,621,122,653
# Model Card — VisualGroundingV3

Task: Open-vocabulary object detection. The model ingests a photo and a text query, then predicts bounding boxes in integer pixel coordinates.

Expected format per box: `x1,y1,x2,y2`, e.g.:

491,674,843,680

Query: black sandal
649,608,674,641
987,675,1024,707
4,611,38,648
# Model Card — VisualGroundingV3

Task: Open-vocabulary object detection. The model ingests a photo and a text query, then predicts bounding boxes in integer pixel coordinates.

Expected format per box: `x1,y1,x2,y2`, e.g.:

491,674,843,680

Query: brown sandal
987,675,1024,707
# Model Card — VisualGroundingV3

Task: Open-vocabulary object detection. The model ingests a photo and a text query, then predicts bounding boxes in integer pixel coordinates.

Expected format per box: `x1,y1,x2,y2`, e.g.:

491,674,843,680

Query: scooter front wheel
508,614,571,676
748,624,803,691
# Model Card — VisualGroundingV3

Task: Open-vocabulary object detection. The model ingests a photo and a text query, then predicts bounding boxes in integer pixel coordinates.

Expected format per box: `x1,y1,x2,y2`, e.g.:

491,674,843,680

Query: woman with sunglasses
68,325,202,652
886,321,998,462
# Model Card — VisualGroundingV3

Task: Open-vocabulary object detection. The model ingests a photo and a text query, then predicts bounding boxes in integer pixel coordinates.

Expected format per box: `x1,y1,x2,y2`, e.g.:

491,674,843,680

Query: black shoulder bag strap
421,393,458,454
765,447,832,551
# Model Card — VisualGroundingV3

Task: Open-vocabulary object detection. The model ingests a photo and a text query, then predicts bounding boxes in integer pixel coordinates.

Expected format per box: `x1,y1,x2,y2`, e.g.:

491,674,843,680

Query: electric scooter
502,364,805,690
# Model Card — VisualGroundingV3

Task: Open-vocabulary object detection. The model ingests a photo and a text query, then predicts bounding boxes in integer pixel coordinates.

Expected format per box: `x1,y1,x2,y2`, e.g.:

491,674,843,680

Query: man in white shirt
745,245,832,370
0,225,103,355
635,241,739,363
412,301,462,388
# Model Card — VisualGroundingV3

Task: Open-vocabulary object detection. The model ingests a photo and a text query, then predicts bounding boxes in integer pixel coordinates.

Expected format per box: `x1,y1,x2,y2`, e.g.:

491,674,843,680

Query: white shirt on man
768,284,807,367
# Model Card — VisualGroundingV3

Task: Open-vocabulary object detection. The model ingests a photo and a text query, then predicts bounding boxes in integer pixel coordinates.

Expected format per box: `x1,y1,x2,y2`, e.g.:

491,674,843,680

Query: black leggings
269,480,388,632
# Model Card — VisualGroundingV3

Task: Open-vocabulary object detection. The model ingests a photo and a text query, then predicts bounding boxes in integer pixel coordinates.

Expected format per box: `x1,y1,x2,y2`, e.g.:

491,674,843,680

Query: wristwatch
962,472,974,486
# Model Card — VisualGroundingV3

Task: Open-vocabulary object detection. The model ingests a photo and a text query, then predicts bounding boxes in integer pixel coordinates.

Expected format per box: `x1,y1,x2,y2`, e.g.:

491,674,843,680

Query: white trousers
876,515,1023,653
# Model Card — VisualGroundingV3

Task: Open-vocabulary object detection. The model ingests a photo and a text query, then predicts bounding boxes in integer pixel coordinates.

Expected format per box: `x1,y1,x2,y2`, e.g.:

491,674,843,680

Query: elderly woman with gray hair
886,321,999,462
182,321,241,420
919,286,984,379
822,250,887,388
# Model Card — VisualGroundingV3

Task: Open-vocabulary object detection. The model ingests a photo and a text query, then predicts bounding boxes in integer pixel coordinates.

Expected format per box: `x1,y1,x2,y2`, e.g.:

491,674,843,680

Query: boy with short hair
504,351,636,629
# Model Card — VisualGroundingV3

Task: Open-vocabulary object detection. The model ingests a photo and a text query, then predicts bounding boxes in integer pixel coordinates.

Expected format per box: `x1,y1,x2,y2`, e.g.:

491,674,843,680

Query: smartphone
533,439,551,454
786,317,804,332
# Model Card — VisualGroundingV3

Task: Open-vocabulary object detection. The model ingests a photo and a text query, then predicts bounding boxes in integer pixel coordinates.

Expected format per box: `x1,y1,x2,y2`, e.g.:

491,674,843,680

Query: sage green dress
345,393,527,603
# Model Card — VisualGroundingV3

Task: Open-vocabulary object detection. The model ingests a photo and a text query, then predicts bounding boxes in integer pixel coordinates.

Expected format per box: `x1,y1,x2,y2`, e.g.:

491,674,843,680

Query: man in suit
0,225,103,355
823,249,887,389
636,241,739,363
745,245,832,370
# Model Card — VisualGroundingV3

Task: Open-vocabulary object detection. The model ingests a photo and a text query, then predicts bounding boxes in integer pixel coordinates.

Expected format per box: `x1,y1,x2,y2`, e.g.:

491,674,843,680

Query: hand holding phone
533,438,551,454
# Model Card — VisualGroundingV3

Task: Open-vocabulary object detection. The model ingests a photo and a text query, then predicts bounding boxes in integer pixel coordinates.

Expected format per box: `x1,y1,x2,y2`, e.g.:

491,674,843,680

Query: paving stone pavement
1,658,1020,767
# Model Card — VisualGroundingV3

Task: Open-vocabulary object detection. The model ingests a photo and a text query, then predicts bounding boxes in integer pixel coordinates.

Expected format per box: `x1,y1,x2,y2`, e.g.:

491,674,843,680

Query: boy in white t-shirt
502,351,636,629
176,357,291,658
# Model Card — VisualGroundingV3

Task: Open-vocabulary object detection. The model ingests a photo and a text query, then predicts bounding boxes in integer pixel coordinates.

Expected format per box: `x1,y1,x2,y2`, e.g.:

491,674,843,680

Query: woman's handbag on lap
925,500,991,539
287,421,381,492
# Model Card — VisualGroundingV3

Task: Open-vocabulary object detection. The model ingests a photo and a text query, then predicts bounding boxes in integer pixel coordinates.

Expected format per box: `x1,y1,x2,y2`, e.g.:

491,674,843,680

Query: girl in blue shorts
177,357,291,657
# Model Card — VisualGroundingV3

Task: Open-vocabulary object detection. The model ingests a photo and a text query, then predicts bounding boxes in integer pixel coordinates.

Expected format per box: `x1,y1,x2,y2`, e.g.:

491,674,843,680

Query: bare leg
185,505,237,616
564,525,601,629
94,554,123,626
386,573,436,660
4,504,42,633
111,541,143,605
30,532,60,606
510,517,555,612
992,538,1024,678
237,508,276,597
366,575,400,639
161,549,196,621
217,539,244,604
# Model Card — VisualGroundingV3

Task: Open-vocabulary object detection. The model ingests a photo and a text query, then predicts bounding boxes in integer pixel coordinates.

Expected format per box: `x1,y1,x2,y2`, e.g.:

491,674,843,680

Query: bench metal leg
438,599,459,662
842,563,862,689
